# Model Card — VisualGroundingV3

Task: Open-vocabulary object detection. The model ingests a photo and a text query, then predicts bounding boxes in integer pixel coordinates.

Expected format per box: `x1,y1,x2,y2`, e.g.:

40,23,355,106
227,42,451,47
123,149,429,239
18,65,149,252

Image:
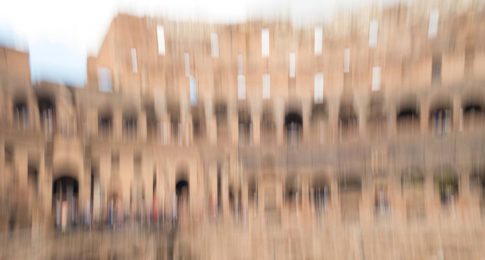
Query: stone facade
3,0,485,259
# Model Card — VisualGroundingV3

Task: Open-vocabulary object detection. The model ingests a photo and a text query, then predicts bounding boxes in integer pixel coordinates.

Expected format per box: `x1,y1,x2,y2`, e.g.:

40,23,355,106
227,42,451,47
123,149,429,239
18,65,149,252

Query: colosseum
2,0,485,259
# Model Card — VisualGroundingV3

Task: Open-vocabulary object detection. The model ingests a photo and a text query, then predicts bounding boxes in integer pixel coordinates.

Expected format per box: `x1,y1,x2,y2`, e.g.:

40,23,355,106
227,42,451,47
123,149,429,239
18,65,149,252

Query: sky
0,0,399,87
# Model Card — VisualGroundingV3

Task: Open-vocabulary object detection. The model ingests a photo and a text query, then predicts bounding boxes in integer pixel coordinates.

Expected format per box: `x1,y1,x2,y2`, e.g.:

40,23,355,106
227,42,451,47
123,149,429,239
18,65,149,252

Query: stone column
302,100,312,143
388,102,397,137
161,114,170,145
205,99,216,145
252,111,261,146
113,109,123,141
230,104,239,146
330,171,340,225
274,99,285,145
459,165,471,222
424,169,437,225
16,148,28,191
327,98,340,144
452,95,462,132
30,96,41,131
301,177,310,214
357,99,367,139
360,177,372,225
420,99,430,135
138,110,147,141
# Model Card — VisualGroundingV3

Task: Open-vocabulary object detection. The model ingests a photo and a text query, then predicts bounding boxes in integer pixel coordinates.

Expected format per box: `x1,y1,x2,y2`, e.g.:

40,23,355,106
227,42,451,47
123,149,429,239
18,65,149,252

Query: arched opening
260,107,276,145
175,165,190,220
107,193,121,227
397,100,420,134
215,102,228,144
367,97,387,139
168,104,181,145
13,98,29,129
284,175,300,210
312,176,330,215
339,175,361,223
310,103,328,144
248,177,258,210
191,105,206,143
89,165,102,225
27,162,39,195
37,96,56,135
462,99,485,130
238,108,252,145
98,109,113,137
338,102,358,140
429,100,452,135
470,168,485,216
175,180,189,197
52,176,79,230
434,167,459,210
401,168,425,221
374,183,390,218
285,111,302,146
228,185,242,218
123,110,137,139
145,103,158,141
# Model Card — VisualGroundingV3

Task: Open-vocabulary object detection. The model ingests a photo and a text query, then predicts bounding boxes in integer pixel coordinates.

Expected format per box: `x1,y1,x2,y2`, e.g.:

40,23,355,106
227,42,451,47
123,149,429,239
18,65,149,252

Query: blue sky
0,0,398,87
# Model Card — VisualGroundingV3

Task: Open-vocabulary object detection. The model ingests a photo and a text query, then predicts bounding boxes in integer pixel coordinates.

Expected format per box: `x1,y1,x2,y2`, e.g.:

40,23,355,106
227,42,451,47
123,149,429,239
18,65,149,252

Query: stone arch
338,101,358,138
284,174,301,207
429,96,453,135
396,96,420,134
238,107,252,145
122,106,138,138
98,104,114,136
462,92,485,129
52,175,79,230
434,165,459,206
12,94,29,129
175,163,190,218
36,92,56,135
311,174,331,214
284,109,303,146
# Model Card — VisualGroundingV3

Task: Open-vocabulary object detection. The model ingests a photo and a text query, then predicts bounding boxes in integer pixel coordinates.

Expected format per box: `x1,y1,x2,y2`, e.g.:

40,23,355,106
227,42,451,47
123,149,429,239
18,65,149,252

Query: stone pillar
138,110,147,141
274,99,285,145
301,177,310,214
205,99,217,145
222,162,230,219
424,170,437,225
330,171,340,224
252,111,261,146
88,109,98,137
230,104,239,145
113,109,123,141
360,177,372,225
161,114,170,145
327,98,340,144
16,148,28,191
452,95,462,132
99,152,111,221
302,100,312,143
389,171,405,224
420,99,430,135
388,102,397,137
30,96,41,131
459,165,471,221
357,101,367,139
